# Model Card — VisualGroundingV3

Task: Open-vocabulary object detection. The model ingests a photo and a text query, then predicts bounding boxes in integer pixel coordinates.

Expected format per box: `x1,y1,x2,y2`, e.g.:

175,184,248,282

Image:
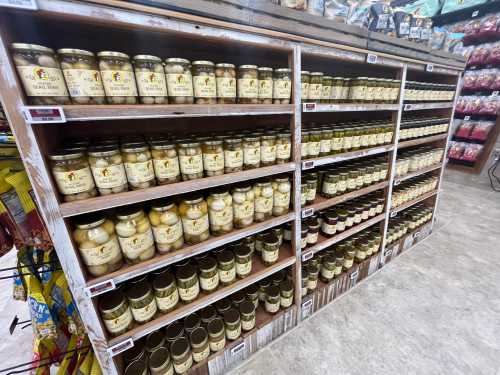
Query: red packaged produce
491,70,500,90
464,18,481,37
455,96,467,114
478,96,499,115
462,71,478,90
476,69,495,90
455,121,474,138
464,96,482,114
486,42,500,65
468,45,490,66
478,15,500,38
461,143,483,162
470,121,494,141
447,141,466,159
0,221,13,256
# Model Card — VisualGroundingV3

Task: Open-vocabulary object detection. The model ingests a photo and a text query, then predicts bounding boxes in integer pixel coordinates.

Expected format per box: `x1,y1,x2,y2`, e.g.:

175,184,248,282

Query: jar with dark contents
283,222,292,242
199,256,219,293
200,305,218,326
224,308,242,340
99,290,133,336
165,321,185,345
176,264,200,304
305,174,318,204
301,268,308,297
97,51,137,104
239,300,256,331
321,212,338,237
165,58,194,104
301,71,310,102
320,128,333,156
217,250,237,286
133,55,167,104
124,360,148,375
258,278,270,302
234,245,252,278
123,339,147,366
320,255,336,282
307,263,319,291
246,284,259,308
261,233,280,266
121,142,156,190
190,327,210,363
215,298,232,315
271,270,285,286
242,135,261,169
184,313,201,334
152,271,179,314
192,61,216,104
215,63,236,104
149,347,174,375
273,68,292,104
280,280,294,308
301,223,308,249
171,337,193,374
126,281,158,324
231,290,247,307
306,217,320,246
265,285,281,314
308,72,323,103
145,331,165,354
207,317,226,352
321,76,333,103
257,67,273,104
237,65,259,104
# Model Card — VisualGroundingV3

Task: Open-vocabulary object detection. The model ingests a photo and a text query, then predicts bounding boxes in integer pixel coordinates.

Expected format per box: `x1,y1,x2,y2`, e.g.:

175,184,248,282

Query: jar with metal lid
243,135,261,169
124,360,148,375
121,142,155,190
207,189,233,236
330,77,343,103
301,268,308,297
307,72,323,103
307,130,321,159
224,138,244,173
307,263,319,291
176,264,200,303
336,210,348,232
149,347,173,375
343,254,354,270
148,199,183,253
264,285,280,314
235,300,255,332
199,305,217,326
234,245,252,278
152,271,179,314
301,131,310,158
150,141,181,185
348,77,367,103
321,172,338,198
49,150,97,202
279,280,294,308
145,331,165,354
12,43,70,105
189,327,210,363
171,337,193,374
261,233,280,266
273,133,290,164
127,281,158,324
165,58,193,104
258,278,270,302
306,217,320,246
321,212,337,237
231,184,254,229
256,134,276,167
132,55,167,104
122,340,147,366
192,60,216,104
331,129,344,154
217,250,236,286
58,48,105,104
301,223,308,249
257,67,273,104
179,195,209,244
300,180,308,207
224,308,241,340
253,179,273,222
87,145,127,195
178,140,203,180
273,68,292,104
237,65,259,104
305,174,317,204
242,286,258,310
115,206,155,264
321,76,333,103
99,290,133,336
272,176,291,216
165,321,185,345
215,298,232,315
97,51,137,104
73,214,122,277
340,78,350,101
206,318,225,352
198,257,219,293
319,128,332,156
215,63,236,104
301,71,310,102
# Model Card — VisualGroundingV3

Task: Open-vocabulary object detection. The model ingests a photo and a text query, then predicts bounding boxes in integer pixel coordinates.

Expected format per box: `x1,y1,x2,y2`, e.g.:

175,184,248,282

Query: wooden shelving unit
0,1,463,374
394,164,442,184
390,190,439,214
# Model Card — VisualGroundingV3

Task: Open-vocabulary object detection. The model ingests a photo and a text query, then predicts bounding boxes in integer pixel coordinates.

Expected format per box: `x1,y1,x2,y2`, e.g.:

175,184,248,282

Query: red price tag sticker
23,106,66,124
85,279,116,298
303,103,317,112
107,338,134,357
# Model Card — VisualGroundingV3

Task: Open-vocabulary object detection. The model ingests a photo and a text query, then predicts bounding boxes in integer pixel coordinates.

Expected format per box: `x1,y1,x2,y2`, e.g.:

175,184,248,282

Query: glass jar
321,172,338,199
73,214,122,277
234,245,252,278
58,48,105,104
207,318,226,352
272,176,291,216
308,130,321,159
153,271,179,314
301,268,308,297
232,184,254,229
178,140,204,180
273,68,292,104
190,327,210,363
308,72,323,103
115,206,155,264
150,140,181,185
149,199,184,253
243,135,261,169
179,195,209,244
260,133,277,167
301,223,308,249
320,255,336,283
330,77,343,103
244,285,258,309
307,263,319,291
97,51,137,104
265,285,281,314
99,290,133,336
49,150,97,202
200,305,217,326
341,78,350,102
257,67,274,104
215,63,236,104
165,58,194,104
121,143,155,190
301,71,310,102
87,145,127,195
320,128,333,156
165,321,185,345
239,300,256,332
127,281,158,324
280,280,294,308
215,298,232,315
258,279,270,302
275,133,291,164
12,43,70,105
321,75,333,103
133,55,167,104
321,212,337,237
224,138,244,173
348,77,367,103
262,233,280,266
224,308,241,340
237,65,259,104
301,131,310,159
149,347,174,375
171,337,193,374
254,180,273,222
337,172,348,194
124,360,148,375
146,331,166,354
305,174,317,204
198,256,219,293
176,264,200,304
192,60,216,104
217,250,236,286
306,217,320,246
207,189,233,236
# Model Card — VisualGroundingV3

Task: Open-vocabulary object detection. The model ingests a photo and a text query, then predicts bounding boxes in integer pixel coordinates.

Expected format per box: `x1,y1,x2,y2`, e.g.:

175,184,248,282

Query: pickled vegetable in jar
176,264,200,304
149,199,184,254
330,77,344,103
192,60,216,104
306,217,320,246
243,135,261,169
58,48,105,104
127,280,158,324
153,271,179,314
265,285,280,314
321,76,333,103
199,256,219,293
305,174,317,204
165,58,194,104
207,189,233,236
253,180,274,222
149,347,174,375
301,223,308,249
320,128,332,156
237,65,258,104
215,63,236,104
150,141,181,185
121,142,155,190
321,172,338,198
202,139,224,176
261,233,280,266
320,255,336,282
12,43,70,105
321,212,337,237
308,72,323,102
276,133,291,163
116,206,156,264
234,245,252,278
171,337,193,374
179,195,209,244
272,176,291,216
88,145,128,195
273,68,292,104
190,327,210,363
217,250,236,286
301,71,310,102
280,280,294,308
207,318,226,352
178,141,203,180
97,51,137,104
301,131,310,158
257,67,273,104
99,290,133,336
133,55,167,104
348,77,367,103
224,308,241,340
308,130,321,158
260,134,277,166
224,138,243,173
49,150,97,202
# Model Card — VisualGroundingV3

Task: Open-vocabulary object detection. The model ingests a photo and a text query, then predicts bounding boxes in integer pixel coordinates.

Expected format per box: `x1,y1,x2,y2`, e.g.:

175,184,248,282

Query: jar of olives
257,67,273,104
232,184,254,229
150,141,181,185
149,199,184,254
99,290,133,336
97,51,137,104
301,71,310,102
217,250,236,286
88,145,128,195
262,233,280,266
171,337,193,374
207,318,226,352
254,180,274,222
265,285,281,314
242,135,261,169
207,189,233,236
237,65,258,104
116,206,156,264
215,63,236,104
127,281,158,324
273,68,292,104
308,72,323,103
260,134,277,166
192,61,216,104
280,280,294,308
121,142,156,190
152,271,179,314
49,150,97,202
149,347,174,375
276,133,291,163
176,264,200,304
178,140,203,180
179,195,209,244
132,55,167,104
165,58,194,104
321,76,333,103
272,176,291,216
224,138,244,173
224,308,241,340
234,245,252,278
73,214,122,277
12,43,70,105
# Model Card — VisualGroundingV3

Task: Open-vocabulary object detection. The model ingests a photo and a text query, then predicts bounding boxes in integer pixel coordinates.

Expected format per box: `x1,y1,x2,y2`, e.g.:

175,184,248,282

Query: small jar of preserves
308,72,323,103
150,141,181,185
97,51,137,104
12,43,70,105
276,133,291,163
198,257,219,293
308,130,321,159
239,300,256,332
171,337,193,374
127,281,158,324
165,58,194,104
153,271,179,314
306,217,320,246
331,129,344,154
184,313,202,335
200,305,217,326
49,150,97,202
321,212,337,237
215,63,236,104
179,195,209,244
99,290,133,336
254,180,274,222
320,255,336,283
149,347,174,375
261,233,280,266
224,308,242,340
330,77,344,103
149,199,184,254
304,174,317,205
257,67,274,104
260,133,277,167
272,176,291,216
223,138,244,173
337,172,349,194
207,189,233,236
178,140,204,180
307,263,319,291
265,285,281,314
301,223,308,249
301,71,310,102
320,128,333,156
237,65,259,104
280,280,294,308
321,76,333,103
133,55,167,104
165,321,185,345
234,245,252,278
121,142,155,190
341,78,350,102
115,206,155,264
146,331,166,354
217,250,237,286
258,279,270,302
192,60,216,104
321,172,338,198
190,327,210,363
176,264,200,304
245,284,259,308
88,145,128,195
242,135,261,169
273,68,292,104
232,184,254,229
207,318,226,352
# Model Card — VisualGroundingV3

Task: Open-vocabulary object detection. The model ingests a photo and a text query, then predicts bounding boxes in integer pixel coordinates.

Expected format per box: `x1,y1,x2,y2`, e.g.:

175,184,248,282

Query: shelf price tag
303,103,317,112
472,10,479,17
394,179,401,186
302,250,314,262
301,299,313,319
22,106,66,124
404,104,412,111
425,64,434,72
350,270,359,280
84,279,116,298
492,91,499,97
384,248,393,257
463,116,471,121
0,0,37,9
230,342,246,356
390,211,398,218
302,160,315,170
107,338,134,357
367,53,378,64
302,208,314,218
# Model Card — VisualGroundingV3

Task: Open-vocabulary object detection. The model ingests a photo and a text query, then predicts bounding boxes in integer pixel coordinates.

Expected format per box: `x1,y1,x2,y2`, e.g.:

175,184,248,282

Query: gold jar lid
99,290,127,314
275,68,291,73
170,337,190,360
116,206,144,220
49,150,85,161
258,67,273,72
75,213,106,229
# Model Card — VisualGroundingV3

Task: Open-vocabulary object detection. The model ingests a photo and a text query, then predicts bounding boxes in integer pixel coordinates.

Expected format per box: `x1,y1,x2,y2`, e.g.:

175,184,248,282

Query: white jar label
306,187,316,201
354,214,362,223
361,211,369,220
217,77,236,98
343,136,353,150
136,71,167,97
179,283,200,302
331,85,342,99
273,79,291,99
119,230,155,259
349,86,365,100
301,82,309,100
337,221,346,231
277,143,291,159
321,222,336,235
262,248,279,263
307,279,317,290
236,261,252,276
307,231,318,244
281,295,293,308
193,345,210,363
331,138,343,151
300,192,307,206
322,181,337,195
131,298,157,322
124,160,155,184
203,152,224,171
337,180,347,192
301,143,308,157
173,356,193,374
377,133,386,145
226,325,241,340
53,167,94,195
242,316,255,331
193,75,216,98
182,215,209,236
152,221,183,244
360,134,369,147
153,157,180,179
356,175,364,187
79,236,121,266
179,154,203,174
166,73,193,97
210,206,233,226
63,69,105,97
200,274,219,291
234,201,254,220
219,268,236,283
265,300,280,313
347,178,356,190
261,145,276,162
244,146,260,165
352,136,361,149
255,197,273,213
320,140,331,154
308,141,320,156
104,308,133,334
301,237,307,248
346,217,354,227
91,164,127,189
224,150,243,168
258,78,273,98
17,66,69,97
308,84,322,100
238,78,258,98
321,267,335,279
210,337,226,352
101,70,137,97
274,191,290,208
156,289,179,311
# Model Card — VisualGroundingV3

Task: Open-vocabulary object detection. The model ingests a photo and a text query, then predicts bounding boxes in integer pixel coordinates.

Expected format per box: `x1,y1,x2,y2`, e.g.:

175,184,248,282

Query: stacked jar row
386,205,433,245
300,73,400,104
399,117,450,140
50,132,291,202
119,270,293,375
391,176,438,208
73,178,291,277
301,121,394,159
395,147,444,177
301,157,388,205
301,227,382,294
11,43,292,105
404,82,455,102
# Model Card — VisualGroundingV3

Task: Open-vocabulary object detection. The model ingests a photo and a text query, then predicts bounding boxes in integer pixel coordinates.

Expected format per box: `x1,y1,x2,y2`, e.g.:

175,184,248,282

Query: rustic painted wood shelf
390,190,439,214
304,145,394,168
397,133,448,149
302,103,399,113
394,164,442,184
402,102,454,111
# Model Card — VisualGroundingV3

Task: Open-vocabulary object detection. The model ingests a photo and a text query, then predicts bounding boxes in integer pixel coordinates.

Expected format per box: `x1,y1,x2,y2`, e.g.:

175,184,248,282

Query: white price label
384,248,393,257
84,279,116,298
367,54,378,64
231,342,246,356
472,10,479,17
22,106,66,124
414,231,421,238
426,64,434,72
464,116,471,121
107,338,134,357
350,270,359,280
394,179,401,186
492,91,499,97
404,104,412,111
390,211,398,218
302,160,315,170
302,208,314,218
302,299,313,309
303,103,317,112
0,0,37,9
302,250,314,262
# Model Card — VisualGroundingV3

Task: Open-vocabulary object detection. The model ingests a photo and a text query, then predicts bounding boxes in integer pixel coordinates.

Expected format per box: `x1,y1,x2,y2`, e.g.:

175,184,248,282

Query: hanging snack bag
324,0,350,22
28,273,57,340
0,168,28,247
393,10,411,39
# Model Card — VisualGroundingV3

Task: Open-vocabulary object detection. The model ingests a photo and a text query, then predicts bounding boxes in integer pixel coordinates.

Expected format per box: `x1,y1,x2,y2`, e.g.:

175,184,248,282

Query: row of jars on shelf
50,130,292,202
404,82,456,102
11,44,293,105
391,176,438,208
300,157,389,205
386,205,433,245
301,121,394,159
300,73,400,104
73,178,291,277
399,117,450,141
302,227,382,295
119,270,294,375
395,146,444,177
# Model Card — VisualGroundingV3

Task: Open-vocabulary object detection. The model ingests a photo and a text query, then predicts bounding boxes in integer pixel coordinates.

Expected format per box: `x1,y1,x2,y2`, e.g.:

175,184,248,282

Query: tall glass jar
265,285,281,314
224,138,244,173
202,139,224,177
301,71,310,102
199,256,219,293
308,72,323,103
239,300,256,332
149,347,174,375
237,65,259,104
259,134,276,167
301,131,310,159
127,281,158,324
308,130,321,158
280,280,294,308
12,43,70,105
97,51,137,104
273,68,292,104
121,142,156,190
190,327,210,363
87,145,127,195
192,60,216,104
207,318,226,352
176,264,200,304
207,189,234,236
320,128,333,156
276,133,291,163
153,271,179,314
272,176,291,216
99,290,133,336
243,135,261,169
133,55,168,104
171,337,193,374
321,76,333,103
165,58,194,104
257,67,273,104
253,180,274,222
224,308,241,341
234,245,252,278
150,141,181,185
262,233,280,266
215,63,236,104
305,174,317,204
178,141,204,180
330,77,344,103
179,195,210,244
149,199,184,254
232,184,255,229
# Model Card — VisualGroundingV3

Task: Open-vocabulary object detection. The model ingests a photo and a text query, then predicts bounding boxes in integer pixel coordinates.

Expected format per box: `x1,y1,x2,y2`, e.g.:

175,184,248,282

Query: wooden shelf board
390,190,438,214
394,164,442,184
302,103,399,113
107,246,295,346
87,212,295,287
60,163,295,217
402,102,454,111
397,134,447,149
306,145,394,168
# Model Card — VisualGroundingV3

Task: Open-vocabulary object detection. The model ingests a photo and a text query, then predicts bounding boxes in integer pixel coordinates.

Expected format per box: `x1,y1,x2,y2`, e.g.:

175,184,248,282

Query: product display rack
0,1,462,374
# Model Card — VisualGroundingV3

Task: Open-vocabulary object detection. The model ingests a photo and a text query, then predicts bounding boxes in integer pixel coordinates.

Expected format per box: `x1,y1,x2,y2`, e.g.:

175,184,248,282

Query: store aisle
229,170,500,375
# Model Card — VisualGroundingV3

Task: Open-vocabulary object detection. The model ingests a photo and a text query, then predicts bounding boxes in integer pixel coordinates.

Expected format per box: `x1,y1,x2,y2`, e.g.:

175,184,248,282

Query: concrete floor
229,168,500,375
